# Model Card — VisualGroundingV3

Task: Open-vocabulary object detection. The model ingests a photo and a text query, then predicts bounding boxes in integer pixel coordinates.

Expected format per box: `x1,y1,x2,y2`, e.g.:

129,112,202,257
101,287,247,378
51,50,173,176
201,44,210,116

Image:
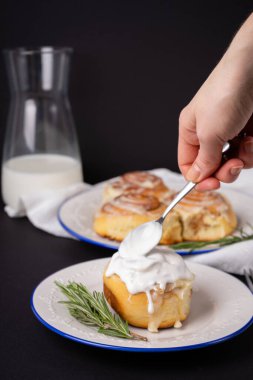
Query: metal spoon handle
157,181,196,224
157,142,230,224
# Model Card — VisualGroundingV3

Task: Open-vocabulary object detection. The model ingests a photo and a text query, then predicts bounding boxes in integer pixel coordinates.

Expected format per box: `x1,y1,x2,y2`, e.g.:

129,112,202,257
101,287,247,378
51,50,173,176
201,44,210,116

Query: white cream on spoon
118,221,162,257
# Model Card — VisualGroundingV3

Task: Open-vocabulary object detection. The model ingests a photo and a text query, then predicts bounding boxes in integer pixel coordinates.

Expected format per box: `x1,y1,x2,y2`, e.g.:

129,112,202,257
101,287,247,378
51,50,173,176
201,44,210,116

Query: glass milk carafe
1,47,83,212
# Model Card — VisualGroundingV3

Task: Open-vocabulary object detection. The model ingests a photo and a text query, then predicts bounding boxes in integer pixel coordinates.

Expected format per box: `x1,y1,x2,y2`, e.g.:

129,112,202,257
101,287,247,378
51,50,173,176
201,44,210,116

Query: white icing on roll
106,221,194,313
110,196,149,215
102,193,162,215
175,191,229,215
122,171,163,189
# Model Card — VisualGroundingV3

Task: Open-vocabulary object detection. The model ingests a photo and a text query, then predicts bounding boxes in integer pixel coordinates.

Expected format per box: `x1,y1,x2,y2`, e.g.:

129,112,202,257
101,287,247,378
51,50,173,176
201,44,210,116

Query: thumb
186,134,224,182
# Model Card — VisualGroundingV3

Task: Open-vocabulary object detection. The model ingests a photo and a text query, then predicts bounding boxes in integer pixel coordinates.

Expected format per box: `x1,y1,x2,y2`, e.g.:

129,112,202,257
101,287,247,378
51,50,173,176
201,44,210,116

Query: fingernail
230,166,243,176
186,163,201,182
244,140,253,154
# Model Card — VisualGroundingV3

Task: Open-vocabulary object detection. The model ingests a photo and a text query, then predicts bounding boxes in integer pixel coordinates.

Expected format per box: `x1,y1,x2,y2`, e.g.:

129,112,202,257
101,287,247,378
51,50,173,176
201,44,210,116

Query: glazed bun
94,193,182,244
103,171,172,204
94,171,237,245
174,190,237,241
103,269,193,332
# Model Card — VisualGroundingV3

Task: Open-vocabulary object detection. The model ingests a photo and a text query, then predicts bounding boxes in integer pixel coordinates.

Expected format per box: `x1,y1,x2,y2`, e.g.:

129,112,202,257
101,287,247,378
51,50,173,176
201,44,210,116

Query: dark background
1,0,253,184
1,2,253,380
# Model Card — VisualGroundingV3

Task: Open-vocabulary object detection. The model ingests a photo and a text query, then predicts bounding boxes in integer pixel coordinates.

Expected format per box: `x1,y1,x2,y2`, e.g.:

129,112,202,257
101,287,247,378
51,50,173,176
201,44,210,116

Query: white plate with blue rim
57,183,253,255
31,258,253,352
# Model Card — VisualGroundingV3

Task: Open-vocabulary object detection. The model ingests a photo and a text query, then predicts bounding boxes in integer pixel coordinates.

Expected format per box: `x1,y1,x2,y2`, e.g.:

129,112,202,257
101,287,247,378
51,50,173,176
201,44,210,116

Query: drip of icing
146,291,154,314
106,221,194,321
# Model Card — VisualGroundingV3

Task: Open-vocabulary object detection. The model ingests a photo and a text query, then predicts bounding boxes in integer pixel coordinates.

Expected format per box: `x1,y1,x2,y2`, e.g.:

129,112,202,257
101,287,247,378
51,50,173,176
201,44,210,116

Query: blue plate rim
31,259,253,352
57,194,219,256
31,289,253,352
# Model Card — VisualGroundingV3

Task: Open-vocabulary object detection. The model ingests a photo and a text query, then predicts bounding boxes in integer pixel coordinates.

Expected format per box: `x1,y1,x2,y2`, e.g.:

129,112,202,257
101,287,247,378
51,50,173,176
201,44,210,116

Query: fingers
214,158,244,182
186,133,224,182
178,107,229,185
214,137,253,184
238,136,253,168
178,137,199,178
195,177,220,191
186,140,251,190
178,107,199,178
194,157,245,191
177,105,253,189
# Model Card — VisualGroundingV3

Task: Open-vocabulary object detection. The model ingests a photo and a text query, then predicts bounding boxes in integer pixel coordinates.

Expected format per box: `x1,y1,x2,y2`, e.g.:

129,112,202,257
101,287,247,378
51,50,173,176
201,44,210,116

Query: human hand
178,13,253,191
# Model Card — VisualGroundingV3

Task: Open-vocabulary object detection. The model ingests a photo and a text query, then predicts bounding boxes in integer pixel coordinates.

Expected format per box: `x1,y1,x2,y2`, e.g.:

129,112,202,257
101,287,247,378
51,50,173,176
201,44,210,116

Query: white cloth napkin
5,182,91,237
184,241,253,274
4,168,253,274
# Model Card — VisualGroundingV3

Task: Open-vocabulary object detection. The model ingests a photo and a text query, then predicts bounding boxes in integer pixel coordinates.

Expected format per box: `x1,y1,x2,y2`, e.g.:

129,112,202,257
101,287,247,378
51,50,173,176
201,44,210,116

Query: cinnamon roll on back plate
103,171,172,203
174,190,237,241
95,170,237,245
93,193,182,244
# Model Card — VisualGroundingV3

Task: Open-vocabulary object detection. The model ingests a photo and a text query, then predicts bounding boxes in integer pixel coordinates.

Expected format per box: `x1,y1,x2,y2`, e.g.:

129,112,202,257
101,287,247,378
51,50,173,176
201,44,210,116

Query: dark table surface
1,205,253,380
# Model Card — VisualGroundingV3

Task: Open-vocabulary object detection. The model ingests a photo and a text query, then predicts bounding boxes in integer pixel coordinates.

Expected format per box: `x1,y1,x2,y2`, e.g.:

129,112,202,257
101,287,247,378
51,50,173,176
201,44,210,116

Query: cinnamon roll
122,171,166,190
103,247,194,332
93,193,182,244
174,190,237,241
103,171,171,203
103,180,147,204
104,273,193,332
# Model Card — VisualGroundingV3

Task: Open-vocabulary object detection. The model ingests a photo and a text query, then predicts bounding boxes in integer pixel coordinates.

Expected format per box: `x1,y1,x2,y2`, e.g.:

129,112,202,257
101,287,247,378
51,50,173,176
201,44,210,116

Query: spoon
119,142,231,253
156,142,230,225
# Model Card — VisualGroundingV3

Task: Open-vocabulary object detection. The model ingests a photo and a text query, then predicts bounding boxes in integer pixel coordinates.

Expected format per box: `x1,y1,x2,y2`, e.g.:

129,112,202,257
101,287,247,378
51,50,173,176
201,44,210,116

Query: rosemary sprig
55,281,147,341
170,227,253,252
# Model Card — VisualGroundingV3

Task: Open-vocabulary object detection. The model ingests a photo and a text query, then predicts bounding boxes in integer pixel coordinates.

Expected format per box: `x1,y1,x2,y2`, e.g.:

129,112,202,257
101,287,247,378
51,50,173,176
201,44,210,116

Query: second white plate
58,185,253,254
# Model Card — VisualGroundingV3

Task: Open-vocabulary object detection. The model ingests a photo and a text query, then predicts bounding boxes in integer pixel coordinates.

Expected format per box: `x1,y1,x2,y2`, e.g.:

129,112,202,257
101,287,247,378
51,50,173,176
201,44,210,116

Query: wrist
219,48,253,103
221,13,253,99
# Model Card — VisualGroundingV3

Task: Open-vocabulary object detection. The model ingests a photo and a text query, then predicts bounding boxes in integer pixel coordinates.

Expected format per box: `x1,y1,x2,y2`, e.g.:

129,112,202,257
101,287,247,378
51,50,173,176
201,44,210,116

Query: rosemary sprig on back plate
55,281,147,341
171,227,253,252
